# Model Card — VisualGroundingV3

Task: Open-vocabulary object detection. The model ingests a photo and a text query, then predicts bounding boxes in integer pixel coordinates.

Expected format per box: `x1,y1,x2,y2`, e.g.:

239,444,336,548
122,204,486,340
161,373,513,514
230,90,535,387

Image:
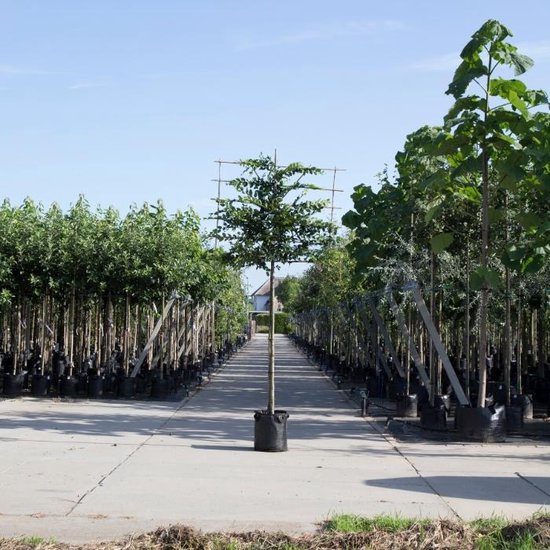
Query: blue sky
1,1,549,291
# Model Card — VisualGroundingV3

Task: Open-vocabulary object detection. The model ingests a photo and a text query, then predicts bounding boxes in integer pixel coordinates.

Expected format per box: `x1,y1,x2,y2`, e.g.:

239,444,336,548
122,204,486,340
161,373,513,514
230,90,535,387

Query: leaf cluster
210,154,335,271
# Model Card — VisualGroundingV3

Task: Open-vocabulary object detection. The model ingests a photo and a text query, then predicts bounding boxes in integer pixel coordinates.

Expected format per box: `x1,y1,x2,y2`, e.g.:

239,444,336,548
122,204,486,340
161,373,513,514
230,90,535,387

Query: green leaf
451,155,481,178
470,270,484,291
493,160,525,190
517,212,541,231
342,210,361,229
484,268,501,290
509,52,534,76
489,77,527,97
430,232,454,253
424,198,444,223
522,254,545,273
470,266,501,290
446,59,487,99
454,185,481,203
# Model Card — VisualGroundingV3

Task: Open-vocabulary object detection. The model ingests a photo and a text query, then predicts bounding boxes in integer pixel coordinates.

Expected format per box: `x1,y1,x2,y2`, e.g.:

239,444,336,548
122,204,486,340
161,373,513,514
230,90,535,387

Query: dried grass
1,515,549,550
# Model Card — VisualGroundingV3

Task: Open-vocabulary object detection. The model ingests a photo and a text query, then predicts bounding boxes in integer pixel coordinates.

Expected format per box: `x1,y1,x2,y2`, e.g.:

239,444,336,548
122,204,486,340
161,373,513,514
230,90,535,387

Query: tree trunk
477,143,490,408
267,259,276,415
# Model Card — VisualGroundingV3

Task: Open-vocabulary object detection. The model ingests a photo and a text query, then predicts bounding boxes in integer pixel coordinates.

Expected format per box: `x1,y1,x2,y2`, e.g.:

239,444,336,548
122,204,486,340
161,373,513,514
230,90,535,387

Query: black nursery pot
455,405,506,442
87,376,104,399
59,376,78,398
395,394,418,418
31,374,49,397
151,378,169,399
506,405,523,433
420,403,447,430
2,373,23,397
118,376,136,399
254,410,289,452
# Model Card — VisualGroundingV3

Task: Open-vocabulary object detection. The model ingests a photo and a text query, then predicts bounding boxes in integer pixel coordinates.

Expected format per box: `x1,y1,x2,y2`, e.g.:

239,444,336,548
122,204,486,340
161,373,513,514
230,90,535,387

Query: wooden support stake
357,302,392,378
409,282,469,406
387,291,431,389
367,298,405,378
130,298,177,378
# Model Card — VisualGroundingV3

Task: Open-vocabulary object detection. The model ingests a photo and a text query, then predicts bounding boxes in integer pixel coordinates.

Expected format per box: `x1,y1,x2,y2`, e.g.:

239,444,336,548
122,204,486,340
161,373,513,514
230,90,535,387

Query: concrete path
0,334,549,543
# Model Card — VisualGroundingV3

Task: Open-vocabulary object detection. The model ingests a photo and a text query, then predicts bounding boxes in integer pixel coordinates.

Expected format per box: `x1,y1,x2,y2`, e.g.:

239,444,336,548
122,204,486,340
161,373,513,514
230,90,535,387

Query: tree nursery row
281,21,550,441
0,198,248,400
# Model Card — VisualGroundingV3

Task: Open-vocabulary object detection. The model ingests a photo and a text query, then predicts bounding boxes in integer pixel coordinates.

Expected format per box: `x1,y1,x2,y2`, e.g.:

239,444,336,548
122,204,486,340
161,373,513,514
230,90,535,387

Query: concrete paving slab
0,334,549,542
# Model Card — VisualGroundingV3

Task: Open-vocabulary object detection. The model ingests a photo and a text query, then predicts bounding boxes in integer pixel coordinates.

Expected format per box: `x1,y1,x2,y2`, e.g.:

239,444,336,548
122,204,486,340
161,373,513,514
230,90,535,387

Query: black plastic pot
118,377,136,399
2,373,23,397
59,376,78,398
87,376,104,398
31,374,49,397
512,393,533,420
151,378,169,399
254,410,289,452
420,404,447,430
455,405,506,442
505,405,523,433
135,375,146,394
395,394,418,417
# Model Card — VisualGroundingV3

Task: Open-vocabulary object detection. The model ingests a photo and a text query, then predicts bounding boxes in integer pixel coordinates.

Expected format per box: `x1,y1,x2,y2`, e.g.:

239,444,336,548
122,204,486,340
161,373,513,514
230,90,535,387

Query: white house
251,277,284,312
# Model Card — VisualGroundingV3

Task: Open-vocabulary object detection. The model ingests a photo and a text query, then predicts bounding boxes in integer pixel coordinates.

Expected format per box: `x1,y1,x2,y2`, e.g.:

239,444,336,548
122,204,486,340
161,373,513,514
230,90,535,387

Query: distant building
251,277,284,312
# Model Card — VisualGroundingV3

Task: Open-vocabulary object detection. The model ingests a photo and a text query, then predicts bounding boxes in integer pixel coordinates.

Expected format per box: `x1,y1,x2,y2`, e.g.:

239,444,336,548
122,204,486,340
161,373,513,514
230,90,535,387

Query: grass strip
0,513,548,549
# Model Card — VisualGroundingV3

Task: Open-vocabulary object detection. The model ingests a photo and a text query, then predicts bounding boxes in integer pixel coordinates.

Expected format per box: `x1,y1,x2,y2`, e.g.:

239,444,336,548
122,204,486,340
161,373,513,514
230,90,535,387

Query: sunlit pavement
0,334,549,542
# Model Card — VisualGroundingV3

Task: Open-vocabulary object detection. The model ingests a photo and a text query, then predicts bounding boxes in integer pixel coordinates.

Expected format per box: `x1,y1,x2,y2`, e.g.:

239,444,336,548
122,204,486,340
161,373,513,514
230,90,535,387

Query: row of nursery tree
281,21,549,409
0,197,248,378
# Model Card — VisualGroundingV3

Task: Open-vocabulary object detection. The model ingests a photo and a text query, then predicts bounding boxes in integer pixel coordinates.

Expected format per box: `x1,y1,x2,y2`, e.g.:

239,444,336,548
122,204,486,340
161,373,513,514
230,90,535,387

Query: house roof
251,277,284,297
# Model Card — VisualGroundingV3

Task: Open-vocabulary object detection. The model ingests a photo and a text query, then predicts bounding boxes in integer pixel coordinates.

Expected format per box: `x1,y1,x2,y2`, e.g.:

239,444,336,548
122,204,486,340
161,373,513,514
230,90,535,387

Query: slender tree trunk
429,251,436,406
267,259,276,415
516,299,522,395
504,268,512,405
536,304,544,378
124,294,131,375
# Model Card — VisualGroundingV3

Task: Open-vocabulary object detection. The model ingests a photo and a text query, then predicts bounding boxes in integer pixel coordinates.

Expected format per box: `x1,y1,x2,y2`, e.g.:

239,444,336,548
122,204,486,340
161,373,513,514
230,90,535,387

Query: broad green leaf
517,212,541,231
451,155,481,178
484,268,501,290
430,232,454,253
493,160,525,189
470,266,501,290
509,52,534,76
454,185,481,203
424,198,444,223
509,91,529,118
522,254,545,273
489,77,527,97
446,59,487,99
470,270,484,291
342,210,361,229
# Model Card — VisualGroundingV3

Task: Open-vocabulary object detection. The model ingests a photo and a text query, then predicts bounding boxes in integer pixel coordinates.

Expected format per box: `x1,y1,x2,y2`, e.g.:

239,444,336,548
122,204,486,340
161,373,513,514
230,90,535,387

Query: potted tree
212,154,334,451
435,20,548,441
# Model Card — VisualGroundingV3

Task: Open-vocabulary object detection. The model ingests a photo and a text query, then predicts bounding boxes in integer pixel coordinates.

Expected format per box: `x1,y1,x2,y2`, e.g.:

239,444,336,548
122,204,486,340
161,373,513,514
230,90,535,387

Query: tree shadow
366,475,550,505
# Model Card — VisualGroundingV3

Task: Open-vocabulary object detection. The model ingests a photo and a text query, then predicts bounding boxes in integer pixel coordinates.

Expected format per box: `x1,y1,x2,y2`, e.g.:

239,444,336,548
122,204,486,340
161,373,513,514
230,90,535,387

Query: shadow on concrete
190,444,253,452
366,475,550,505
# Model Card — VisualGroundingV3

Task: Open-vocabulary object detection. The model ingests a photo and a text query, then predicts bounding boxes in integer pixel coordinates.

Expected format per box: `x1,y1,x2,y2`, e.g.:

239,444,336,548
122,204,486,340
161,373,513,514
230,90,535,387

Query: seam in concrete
65,345,249,517
65,431,156,516
515,472,550,500
386,437,461,520
300,346,462,520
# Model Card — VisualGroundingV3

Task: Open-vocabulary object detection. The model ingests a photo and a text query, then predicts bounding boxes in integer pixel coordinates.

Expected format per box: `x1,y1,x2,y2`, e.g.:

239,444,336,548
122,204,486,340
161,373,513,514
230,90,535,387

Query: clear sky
1,1,549,292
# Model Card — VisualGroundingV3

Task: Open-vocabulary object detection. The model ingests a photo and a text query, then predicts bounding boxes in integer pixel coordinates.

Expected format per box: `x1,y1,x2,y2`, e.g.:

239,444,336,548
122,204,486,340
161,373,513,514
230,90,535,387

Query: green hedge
255,312,291,334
